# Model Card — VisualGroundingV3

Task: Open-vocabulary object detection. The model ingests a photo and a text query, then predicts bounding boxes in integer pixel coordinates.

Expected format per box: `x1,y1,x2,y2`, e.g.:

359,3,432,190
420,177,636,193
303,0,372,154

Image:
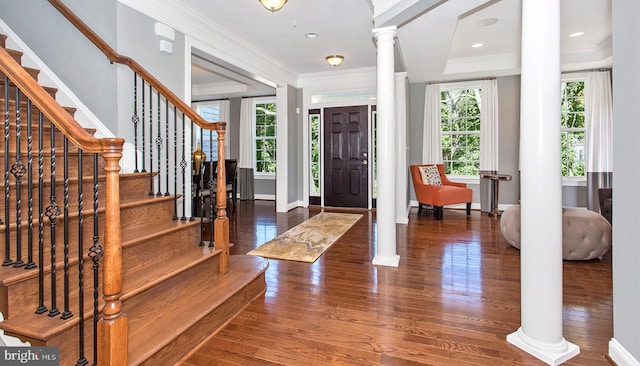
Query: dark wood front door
324,106,369,208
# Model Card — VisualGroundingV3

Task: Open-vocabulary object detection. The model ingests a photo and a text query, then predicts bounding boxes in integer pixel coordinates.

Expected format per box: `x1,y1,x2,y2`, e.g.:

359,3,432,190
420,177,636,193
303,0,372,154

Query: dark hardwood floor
179,201,613,365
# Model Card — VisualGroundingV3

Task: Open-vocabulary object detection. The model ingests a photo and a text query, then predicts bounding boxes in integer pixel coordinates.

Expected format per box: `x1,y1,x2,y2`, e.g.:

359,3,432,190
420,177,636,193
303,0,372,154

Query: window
440,88,481,176
560,80,585,177
193,101,222,160
309,110,320,196
255,100,277,174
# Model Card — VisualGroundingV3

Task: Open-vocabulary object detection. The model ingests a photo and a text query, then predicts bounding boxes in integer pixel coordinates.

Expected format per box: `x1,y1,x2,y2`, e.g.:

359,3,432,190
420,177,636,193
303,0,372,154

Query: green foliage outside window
440,89,481,175
560,81,585,177
310,114,320,194
255,102,277,173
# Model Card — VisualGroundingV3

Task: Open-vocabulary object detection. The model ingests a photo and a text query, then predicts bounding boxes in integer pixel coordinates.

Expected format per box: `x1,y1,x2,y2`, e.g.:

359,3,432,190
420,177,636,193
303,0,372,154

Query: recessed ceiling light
476,18,498,27
472,43,484,48
305,32,319,39
569,31,584,37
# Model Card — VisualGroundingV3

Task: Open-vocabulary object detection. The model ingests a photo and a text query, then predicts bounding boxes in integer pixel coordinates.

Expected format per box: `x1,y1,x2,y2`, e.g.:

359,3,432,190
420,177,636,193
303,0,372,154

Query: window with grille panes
440,88,481,176
560,80,585,177
254,100,277,175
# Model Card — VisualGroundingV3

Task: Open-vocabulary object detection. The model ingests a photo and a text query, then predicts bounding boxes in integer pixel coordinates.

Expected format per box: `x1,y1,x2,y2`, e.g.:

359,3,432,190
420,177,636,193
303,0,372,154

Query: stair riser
5,310,97,366
122,224,202,276
2,258,102,319
0,83,57,99
0,67,39,81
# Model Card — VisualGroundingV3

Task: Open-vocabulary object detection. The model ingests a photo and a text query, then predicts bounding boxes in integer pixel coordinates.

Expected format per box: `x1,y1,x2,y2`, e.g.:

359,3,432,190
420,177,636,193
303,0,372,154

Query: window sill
255,173,276,180
447,176,480,185
562,177,586,187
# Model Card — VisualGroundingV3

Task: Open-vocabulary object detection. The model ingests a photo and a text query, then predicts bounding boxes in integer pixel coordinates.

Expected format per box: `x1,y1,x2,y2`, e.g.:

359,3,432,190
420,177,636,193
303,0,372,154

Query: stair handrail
0,46,127,365
46,0,225,134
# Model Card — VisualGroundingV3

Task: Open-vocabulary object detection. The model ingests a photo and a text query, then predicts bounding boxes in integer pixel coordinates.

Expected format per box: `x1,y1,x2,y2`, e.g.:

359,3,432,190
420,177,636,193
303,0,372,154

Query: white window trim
560,77,586,179
253,97,277,177
440,82,483,179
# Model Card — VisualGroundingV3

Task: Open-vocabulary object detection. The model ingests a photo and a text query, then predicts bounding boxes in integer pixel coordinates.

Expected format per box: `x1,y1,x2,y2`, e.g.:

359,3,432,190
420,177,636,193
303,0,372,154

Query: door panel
324,106,368,208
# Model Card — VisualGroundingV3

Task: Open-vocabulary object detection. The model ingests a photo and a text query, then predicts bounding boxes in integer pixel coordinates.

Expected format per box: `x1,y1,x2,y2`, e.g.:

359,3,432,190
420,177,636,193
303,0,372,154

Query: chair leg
435,206,443,220
466,202,471,215
418,203,423,216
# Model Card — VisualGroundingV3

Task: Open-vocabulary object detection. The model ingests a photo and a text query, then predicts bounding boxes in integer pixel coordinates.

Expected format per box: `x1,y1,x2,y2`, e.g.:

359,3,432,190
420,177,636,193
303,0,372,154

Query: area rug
247,212,362,263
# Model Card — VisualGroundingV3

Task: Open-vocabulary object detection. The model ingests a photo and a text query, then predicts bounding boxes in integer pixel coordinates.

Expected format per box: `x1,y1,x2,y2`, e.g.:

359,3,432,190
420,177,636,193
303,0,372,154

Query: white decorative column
372,26,399,267
507,0,580,364
395,72,409,225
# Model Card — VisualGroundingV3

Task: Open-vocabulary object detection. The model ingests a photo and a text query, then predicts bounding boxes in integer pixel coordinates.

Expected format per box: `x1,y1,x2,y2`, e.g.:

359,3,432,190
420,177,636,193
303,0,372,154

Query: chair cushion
418,165,442,186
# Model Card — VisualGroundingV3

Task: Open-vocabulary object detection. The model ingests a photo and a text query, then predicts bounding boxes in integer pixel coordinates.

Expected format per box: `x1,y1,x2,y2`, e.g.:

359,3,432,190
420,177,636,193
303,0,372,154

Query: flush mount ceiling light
326,55,344,67
569,31,585,37
472,43,484,48
476,17,498,26
259,0,287,12
305,32,319,39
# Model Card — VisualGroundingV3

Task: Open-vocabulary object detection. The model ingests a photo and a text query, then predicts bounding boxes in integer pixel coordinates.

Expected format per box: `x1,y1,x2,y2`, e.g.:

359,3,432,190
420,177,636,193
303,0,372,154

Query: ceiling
184,0,612,100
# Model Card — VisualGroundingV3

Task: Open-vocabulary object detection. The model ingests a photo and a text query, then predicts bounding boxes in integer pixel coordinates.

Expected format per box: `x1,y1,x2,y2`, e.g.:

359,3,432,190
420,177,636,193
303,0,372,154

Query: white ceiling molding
444,52,520,76
118,0,297,87
298,67,376,94
192,81,248,97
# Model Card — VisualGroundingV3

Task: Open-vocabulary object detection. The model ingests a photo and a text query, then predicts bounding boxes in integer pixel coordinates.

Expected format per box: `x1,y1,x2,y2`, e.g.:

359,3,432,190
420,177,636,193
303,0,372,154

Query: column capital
373,26,397,41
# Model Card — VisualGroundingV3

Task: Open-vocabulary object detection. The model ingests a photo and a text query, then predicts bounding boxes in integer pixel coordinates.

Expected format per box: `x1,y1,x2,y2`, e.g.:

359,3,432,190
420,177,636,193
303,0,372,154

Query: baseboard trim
609,338,640,366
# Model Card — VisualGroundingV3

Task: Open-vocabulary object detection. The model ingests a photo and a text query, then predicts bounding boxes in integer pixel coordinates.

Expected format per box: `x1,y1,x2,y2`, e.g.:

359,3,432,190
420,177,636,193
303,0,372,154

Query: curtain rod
427,76,496,85
192,94,276,103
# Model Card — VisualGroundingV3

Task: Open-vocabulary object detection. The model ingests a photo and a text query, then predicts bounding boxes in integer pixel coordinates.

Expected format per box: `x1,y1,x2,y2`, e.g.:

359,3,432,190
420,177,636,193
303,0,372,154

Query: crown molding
118,0,297,87
298,67,377,92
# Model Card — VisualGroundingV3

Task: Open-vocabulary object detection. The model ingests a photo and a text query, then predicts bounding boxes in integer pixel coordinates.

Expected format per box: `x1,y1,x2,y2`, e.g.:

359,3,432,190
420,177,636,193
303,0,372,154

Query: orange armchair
410,164,473,220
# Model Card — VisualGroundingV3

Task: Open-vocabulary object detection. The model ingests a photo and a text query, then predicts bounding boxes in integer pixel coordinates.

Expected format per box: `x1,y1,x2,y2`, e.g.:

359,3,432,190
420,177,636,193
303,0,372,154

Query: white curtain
585,71,613,172
480,79,499,171
238,98,255,199
218,100,231,155
422,83,442,164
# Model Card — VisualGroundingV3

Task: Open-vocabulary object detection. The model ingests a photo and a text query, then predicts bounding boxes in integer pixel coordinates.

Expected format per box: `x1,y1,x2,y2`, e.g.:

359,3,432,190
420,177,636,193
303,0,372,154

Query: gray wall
0,0,118,132
115,3,185,142
407,76,588,208
612,0,640,360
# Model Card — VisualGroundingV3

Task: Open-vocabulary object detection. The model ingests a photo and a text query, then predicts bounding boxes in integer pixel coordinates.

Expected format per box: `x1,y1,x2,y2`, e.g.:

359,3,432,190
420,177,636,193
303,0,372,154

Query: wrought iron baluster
90,153,103,365
3,75,12,266
141,80,146,173
12,88,26,267
26,99,36,269
156,92,162,196
148,84,154,196
208,130,214,248
172,106,178,220
61,137,72,320
46,124,60,318
132,72,139,173
164,99,170,196
75,150,88,366
36,112,46,314
180,114,187,221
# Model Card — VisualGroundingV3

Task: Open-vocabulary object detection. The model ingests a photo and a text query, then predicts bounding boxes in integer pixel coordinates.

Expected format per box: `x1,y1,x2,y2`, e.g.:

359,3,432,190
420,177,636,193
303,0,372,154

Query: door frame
307,102,376,209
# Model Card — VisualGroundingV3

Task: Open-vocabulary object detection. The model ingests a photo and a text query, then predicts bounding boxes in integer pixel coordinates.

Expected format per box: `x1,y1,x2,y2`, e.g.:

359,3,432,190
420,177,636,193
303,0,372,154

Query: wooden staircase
0,33,268,365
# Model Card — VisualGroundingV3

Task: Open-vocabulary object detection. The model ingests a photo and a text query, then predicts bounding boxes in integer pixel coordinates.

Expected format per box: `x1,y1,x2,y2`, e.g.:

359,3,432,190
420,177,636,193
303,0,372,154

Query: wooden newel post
215,126,229,274
98,151,128,366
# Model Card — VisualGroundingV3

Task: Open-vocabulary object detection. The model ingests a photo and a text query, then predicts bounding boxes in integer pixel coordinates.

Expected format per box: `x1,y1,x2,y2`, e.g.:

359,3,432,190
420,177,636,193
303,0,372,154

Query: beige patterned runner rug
247,212,362,263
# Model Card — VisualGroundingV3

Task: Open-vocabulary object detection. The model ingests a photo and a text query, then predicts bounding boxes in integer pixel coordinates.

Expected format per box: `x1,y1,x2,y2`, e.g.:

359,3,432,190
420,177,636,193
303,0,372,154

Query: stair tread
128,255,268,365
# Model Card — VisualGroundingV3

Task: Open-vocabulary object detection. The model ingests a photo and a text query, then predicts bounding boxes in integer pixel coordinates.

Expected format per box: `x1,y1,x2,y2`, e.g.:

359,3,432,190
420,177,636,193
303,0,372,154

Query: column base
507,327,580,366
372,254,400,267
